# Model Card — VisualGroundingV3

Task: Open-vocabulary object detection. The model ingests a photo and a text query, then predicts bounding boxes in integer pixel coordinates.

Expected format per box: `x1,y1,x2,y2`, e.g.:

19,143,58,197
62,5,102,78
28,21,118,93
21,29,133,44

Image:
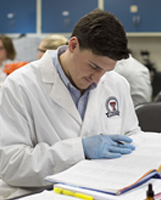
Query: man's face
66,37,117,92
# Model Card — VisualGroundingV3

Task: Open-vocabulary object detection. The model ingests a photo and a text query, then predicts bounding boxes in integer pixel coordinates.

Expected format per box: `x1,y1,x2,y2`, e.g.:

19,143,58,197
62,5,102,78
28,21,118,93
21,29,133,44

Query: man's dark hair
71,9,129,61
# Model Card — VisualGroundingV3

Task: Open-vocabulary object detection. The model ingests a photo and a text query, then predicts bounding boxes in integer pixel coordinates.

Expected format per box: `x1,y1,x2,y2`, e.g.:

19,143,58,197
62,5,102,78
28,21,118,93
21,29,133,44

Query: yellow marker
54,186,94,200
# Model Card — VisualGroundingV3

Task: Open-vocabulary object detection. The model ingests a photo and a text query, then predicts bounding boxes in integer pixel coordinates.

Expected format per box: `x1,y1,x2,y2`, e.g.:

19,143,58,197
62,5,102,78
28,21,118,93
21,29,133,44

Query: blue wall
0,0,36,33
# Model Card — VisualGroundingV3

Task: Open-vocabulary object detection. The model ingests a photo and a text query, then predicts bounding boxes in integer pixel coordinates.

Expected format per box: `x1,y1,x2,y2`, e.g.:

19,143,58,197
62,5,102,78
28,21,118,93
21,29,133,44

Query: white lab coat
0,59,14,87
115,54,152,106
0,50,140,189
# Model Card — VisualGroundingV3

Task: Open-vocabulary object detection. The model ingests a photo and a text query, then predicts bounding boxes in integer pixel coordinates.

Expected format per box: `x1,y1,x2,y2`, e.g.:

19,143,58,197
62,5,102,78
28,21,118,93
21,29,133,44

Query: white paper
46,132,161,194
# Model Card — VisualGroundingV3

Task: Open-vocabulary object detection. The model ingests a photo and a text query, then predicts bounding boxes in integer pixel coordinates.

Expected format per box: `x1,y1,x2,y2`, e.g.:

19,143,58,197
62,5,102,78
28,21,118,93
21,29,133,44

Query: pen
116,141,124,145
54,186,94,200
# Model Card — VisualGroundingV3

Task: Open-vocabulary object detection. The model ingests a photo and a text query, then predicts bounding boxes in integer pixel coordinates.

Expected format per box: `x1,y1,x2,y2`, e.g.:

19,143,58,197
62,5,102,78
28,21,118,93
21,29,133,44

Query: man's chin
77,85,89,93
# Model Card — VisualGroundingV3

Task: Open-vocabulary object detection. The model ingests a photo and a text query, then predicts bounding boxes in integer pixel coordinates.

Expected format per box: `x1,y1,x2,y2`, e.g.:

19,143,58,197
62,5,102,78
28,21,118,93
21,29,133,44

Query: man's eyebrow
90,61,103,70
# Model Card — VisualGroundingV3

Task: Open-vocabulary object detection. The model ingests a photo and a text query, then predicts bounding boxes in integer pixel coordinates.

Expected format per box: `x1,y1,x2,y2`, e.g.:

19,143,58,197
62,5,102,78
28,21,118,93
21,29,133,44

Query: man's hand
82,134,135,159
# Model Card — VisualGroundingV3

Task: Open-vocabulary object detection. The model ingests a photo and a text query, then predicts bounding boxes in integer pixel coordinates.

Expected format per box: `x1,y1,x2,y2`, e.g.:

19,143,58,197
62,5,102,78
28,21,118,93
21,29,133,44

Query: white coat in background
115,54,152,106
0,50,141,189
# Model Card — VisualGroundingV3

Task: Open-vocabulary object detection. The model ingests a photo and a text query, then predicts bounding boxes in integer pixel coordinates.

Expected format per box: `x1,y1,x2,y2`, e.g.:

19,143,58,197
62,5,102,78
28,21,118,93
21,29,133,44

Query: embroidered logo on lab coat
105,97,120,117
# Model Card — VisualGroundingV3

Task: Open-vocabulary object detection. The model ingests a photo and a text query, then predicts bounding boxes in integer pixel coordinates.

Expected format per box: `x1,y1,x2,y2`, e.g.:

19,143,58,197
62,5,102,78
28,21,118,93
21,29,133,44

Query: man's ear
68,37,79,53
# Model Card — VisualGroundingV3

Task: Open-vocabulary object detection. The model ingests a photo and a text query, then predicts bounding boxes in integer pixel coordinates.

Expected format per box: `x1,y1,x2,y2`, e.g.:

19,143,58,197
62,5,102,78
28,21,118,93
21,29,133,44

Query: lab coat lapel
40,51,82,124
50,76,82,124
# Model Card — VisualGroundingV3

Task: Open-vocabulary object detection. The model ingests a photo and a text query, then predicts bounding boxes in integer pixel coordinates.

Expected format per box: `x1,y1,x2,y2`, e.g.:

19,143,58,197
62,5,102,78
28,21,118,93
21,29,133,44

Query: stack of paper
18,179,161,200
46,132,161,196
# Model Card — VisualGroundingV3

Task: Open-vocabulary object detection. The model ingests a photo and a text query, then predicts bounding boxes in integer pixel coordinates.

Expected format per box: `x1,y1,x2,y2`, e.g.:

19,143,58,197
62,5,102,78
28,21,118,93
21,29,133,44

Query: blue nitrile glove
82,134,135,159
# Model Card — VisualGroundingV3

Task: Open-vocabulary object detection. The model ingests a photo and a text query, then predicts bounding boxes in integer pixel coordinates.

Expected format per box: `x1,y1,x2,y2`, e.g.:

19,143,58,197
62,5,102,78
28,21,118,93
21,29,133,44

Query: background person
0,35,16,86
0,9,140,191
37,34,68,59
2,34,68,77
115,54,152,106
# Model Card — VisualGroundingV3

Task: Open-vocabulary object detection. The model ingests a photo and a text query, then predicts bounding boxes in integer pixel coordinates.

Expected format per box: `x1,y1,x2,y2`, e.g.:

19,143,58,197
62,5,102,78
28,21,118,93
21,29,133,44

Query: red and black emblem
105,97,120,117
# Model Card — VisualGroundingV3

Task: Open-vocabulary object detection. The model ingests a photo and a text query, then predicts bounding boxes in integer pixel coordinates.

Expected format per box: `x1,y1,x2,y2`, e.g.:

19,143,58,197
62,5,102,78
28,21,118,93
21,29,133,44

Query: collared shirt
49,46,96,120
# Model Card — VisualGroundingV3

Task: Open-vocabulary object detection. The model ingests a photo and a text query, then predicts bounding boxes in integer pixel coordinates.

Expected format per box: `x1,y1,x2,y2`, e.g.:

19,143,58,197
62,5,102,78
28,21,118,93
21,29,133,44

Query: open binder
45,132,161,196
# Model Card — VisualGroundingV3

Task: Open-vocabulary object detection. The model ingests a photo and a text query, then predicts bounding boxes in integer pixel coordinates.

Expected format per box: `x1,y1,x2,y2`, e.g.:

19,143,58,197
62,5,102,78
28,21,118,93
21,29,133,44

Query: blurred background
1,0,161,97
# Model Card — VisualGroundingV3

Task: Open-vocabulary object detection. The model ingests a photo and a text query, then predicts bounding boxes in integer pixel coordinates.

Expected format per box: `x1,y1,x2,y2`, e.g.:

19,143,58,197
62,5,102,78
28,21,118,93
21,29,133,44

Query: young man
0,9,140,189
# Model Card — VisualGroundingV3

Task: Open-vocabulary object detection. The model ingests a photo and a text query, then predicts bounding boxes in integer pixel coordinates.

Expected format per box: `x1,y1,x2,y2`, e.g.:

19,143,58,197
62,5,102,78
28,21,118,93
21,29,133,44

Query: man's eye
89,65,97,70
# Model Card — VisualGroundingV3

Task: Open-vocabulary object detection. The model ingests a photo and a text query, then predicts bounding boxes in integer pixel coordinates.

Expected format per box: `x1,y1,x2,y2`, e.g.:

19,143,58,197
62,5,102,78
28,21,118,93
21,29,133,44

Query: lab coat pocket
102,115,122,135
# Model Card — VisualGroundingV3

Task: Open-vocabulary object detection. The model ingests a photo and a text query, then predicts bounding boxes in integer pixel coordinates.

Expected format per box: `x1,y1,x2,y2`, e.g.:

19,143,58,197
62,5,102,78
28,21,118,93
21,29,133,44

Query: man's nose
91,71,105,84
